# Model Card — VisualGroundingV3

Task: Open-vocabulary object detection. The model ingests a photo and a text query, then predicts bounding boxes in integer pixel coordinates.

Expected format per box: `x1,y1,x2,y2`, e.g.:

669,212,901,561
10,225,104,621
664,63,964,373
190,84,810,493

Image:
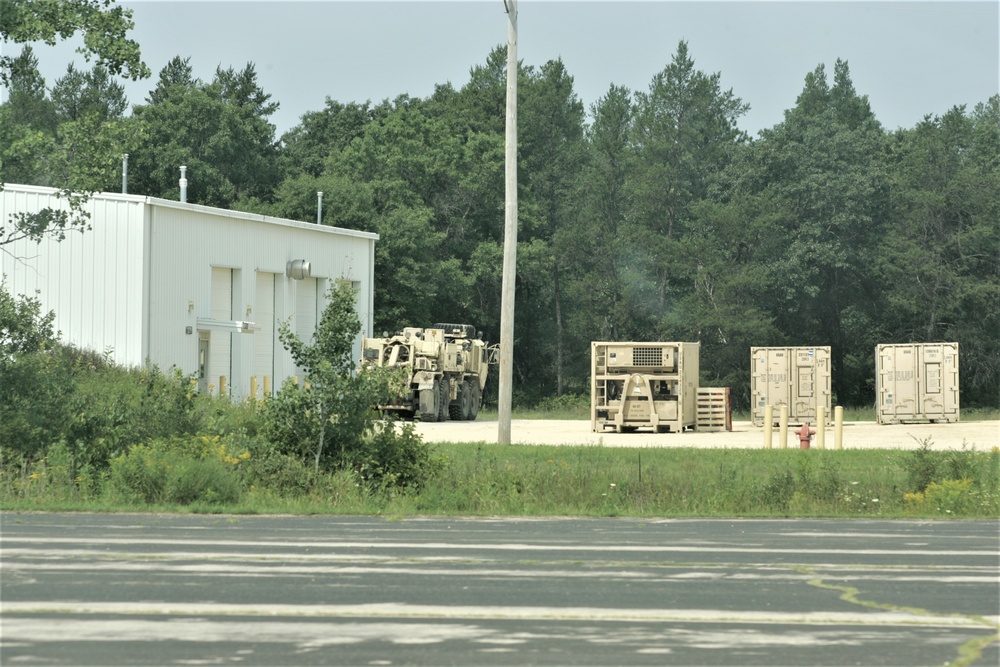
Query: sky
6,0,999,138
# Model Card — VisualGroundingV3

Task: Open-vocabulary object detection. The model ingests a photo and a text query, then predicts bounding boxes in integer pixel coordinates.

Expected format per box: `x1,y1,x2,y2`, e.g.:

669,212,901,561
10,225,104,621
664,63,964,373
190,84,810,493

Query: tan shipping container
591,342,700,433
751,347,831,426
876,343,959,424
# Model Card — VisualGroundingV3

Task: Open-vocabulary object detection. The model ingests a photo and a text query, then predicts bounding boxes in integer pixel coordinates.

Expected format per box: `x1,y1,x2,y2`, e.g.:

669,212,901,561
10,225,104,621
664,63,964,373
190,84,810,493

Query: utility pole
499,0,518,445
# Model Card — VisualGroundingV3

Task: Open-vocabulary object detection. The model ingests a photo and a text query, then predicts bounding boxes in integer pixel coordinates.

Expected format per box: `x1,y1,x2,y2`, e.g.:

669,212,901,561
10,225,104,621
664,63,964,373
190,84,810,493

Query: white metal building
1,184,377,399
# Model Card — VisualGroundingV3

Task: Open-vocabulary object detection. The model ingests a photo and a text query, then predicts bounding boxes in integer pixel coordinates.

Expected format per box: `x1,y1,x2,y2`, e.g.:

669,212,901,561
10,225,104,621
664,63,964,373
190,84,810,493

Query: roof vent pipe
122,154,128,194
317,191,323,225
179,165,188,203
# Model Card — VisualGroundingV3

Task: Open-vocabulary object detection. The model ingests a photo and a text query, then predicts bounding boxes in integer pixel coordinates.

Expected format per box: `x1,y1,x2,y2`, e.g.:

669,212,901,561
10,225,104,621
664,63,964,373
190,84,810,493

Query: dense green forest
2,37,998,410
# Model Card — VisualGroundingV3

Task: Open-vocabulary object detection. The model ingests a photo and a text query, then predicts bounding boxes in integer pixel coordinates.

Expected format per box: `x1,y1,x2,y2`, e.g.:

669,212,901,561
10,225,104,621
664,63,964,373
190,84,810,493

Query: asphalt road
412,419,1000,450
2,513,998,666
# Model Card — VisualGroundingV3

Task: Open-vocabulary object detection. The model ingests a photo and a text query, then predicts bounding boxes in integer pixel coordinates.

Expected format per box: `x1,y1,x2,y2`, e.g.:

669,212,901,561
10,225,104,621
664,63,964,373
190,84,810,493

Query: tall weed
107,436,242,506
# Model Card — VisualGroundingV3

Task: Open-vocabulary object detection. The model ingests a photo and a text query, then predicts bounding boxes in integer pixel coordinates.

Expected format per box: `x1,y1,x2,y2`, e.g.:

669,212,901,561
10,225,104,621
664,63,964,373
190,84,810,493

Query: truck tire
419,383,439,422
450,381,472,421
437,377,450,421
468,382,482,420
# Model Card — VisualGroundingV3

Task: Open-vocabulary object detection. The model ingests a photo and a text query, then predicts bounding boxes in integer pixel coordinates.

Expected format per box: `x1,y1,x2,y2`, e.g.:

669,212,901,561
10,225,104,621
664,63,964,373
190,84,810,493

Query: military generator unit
591,341,701,433
361,323,494,421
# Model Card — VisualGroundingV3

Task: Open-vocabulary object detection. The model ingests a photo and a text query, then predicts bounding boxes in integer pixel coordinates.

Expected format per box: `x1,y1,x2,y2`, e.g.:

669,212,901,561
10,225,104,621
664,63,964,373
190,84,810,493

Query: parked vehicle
361,323,496,421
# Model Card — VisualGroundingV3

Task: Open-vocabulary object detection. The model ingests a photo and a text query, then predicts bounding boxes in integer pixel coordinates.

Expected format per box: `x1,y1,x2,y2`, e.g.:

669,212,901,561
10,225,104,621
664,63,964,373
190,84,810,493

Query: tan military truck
361,323,494,421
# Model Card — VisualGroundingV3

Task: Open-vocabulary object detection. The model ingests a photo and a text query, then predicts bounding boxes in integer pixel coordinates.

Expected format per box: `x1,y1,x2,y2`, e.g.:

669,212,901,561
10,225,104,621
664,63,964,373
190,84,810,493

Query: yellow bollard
763,405,774,449
816,406,826,450
778,405,789,449
250,376,258,400
219,376,227,397
263,375,271,398
834,406,844,450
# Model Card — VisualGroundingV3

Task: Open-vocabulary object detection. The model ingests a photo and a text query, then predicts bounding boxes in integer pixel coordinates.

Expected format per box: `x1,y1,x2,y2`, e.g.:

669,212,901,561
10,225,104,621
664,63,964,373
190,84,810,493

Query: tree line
2,30,998,409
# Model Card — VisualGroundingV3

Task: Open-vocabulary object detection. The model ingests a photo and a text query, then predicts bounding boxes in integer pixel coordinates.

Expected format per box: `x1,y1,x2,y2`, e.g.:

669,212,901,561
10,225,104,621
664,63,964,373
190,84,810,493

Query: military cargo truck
361,323,494,421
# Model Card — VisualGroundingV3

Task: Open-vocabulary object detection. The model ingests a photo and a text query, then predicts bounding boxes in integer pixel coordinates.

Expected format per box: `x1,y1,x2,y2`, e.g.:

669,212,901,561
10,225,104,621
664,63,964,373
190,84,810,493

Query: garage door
209,267,232,394
253,272,275,397
296,277,317,343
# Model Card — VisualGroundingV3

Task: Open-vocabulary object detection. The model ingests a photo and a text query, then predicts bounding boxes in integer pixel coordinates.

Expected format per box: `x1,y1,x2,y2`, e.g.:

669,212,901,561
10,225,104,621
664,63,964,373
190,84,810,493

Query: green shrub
532,393,590,417
263,281,431,491
905,437,942,493
0,348,76,461
904,479,977,515
107,436,242,506
0,340,222,475
900,440,999,515
356,421,440,491
239,431,316,497
261,380,321,462
757,468,795,511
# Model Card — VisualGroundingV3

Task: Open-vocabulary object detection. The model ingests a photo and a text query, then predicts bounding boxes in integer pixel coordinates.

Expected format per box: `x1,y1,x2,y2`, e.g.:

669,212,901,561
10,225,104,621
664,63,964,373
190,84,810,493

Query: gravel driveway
412,418,1000,450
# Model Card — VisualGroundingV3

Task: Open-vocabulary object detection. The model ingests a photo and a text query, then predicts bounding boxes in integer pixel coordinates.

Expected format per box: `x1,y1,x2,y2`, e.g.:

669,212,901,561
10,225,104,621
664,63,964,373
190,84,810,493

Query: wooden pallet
697,387,732,432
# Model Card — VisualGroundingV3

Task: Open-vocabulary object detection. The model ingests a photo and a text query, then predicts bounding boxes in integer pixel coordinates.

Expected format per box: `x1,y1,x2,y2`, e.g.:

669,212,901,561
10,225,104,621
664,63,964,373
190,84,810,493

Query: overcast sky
9,0,1000,138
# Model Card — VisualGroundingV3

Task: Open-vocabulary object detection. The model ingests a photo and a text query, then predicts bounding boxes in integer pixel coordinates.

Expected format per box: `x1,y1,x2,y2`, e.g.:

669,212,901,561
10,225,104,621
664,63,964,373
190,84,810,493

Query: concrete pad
412,419,1000,451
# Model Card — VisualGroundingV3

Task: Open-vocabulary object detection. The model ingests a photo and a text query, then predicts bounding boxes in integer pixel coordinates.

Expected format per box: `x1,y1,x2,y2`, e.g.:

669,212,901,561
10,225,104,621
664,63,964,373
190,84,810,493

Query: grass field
5,439,997,519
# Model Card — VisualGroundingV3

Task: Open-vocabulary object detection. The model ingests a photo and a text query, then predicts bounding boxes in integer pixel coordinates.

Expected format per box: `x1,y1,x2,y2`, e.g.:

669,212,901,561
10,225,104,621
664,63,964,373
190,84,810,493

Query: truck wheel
461,381,473,420
468,382,482,420
437,377,450,421
419,383,439,422
450,381,472,421
448,383,465,421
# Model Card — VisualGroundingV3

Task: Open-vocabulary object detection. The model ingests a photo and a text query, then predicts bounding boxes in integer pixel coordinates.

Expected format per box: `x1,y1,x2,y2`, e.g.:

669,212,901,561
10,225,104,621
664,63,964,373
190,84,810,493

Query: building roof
1,183,379,241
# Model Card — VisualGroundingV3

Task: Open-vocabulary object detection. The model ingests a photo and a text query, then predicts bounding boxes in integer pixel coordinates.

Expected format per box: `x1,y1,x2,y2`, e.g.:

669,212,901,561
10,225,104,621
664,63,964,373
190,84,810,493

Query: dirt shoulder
413,419,1000,450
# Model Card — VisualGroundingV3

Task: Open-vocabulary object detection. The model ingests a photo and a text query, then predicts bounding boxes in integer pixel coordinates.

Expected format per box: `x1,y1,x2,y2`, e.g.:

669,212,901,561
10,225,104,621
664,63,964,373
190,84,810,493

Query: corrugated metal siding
0,187,147,366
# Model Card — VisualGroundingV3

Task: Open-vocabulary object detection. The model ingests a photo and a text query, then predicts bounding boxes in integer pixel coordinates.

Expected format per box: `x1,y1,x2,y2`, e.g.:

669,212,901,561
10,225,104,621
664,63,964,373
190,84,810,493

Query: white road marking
1,536,994,557
0,617,491,646
2,559,996,585
5,616,982,655
2,601,995,627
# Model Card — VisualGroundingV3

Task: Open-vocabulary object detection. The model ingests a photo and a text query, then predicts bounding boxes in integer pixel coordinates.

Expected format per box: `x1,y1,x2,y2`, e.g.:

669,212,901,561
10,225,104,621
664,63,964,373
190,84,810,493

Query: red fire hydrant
797,422,815,449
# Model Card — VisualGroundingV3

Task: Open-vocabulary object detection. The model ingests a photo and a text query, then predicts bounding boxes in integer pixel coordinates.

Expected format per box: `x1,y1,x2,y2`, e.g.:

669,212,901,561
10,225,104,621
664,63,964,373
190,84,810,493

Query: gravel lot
413,418,1000,451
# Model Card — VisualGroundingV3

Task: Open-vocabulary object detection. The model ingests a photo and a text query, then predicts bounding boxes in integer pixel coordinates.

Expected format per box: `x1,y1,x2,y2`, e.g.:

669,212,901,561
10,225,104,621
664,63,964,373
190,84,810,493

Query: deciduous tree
1,0,147,253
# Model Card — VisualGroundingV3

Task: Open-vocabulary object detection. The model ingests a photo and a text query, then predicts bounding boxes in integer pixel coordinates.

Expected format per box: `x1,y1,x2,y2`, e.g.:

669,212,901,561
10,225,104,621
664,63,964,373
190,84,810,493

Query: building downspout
368,238,376,339
142,200,155,369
